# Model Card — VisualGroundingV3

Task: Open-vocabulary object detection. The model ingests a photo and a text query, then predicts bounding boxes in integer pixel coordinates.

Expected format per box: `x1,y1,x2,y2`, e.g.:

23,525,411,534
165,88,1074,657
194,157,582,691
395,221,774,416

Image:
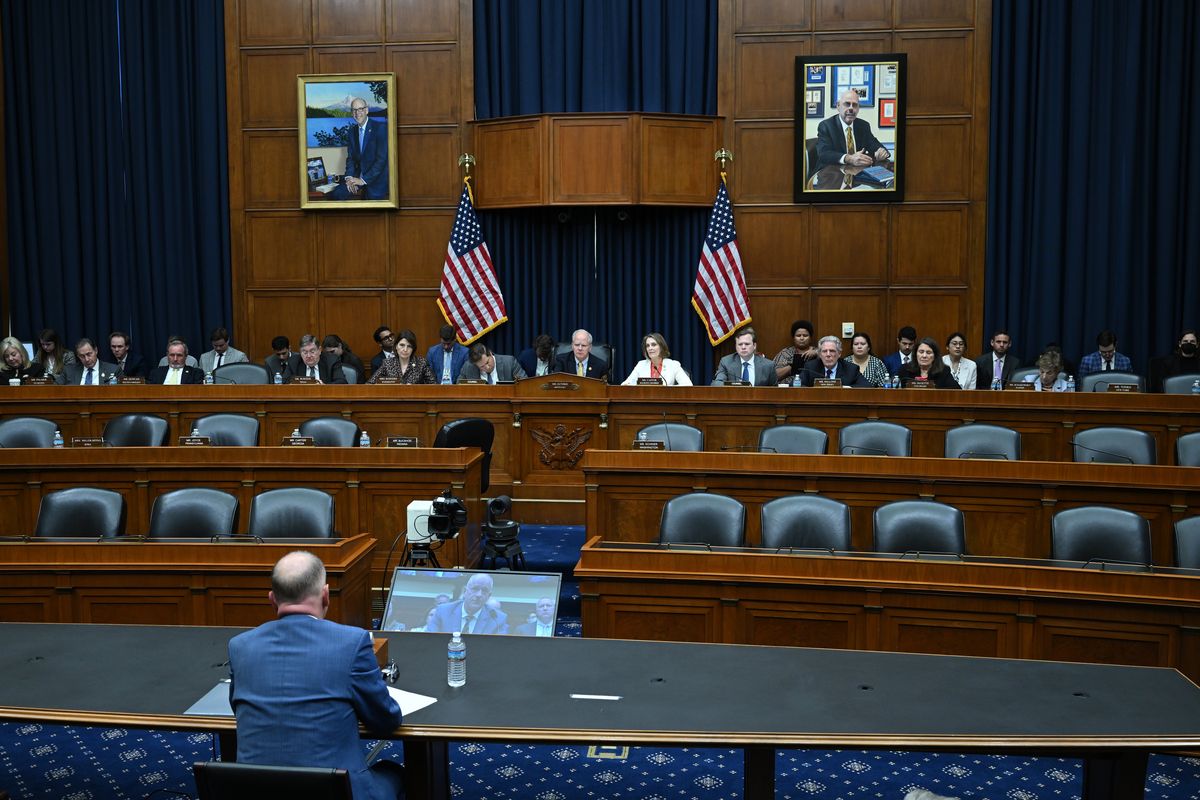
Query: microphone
775,546,836,556
719,444,778,453
663,541,713,551
956,451,1010,460
211,372,238,384
209,533,265,543
839,443,889,455
896,550,965,560
1070,440,1134,464
1080,557,1151,571
660,410,674,452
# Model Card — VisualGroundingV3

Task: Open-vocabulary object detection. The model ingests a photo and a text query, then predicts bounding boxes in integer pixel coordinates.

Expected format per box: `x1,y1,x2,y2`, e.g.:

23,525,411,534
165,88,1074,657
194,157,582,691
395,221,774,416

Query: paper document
388,686,437,715
184,680,437,717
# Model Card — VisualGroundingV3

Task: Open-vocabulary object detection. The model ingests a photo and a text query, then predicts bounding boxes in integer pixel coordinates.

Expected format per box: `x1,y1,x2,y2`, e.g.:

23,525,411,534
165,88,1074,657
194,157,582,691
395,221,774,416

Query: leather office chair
147,488,239,538
193,761,351,800
192,413,260,446
299,416,361,447
636,423,703,452
758,424,828,455
1175,431,1200,467
0,416,58,448
760,495,850,550
1072,426,1156,465
434,417,495,492
1175,516,1200,569
248,488,335,539
213,362,271,385
873,500,966,555
1163,373,1200,395
839,421,911,456
340,364,359,385
34,487,127,539
1080,371,1143,392
1051,506,1151,565
658,492,746,547
944,423,1021,460
804,137,819,180
103,414,169,447
1008,366,1040,384
553,342,615,379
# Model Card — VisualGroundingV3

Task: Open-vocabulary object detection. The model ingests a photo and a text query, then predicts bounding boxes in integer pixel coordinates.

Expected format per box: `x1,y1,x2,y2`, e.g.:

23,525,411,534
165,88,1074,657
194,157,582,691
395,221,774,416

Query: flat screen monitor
380,567,561,637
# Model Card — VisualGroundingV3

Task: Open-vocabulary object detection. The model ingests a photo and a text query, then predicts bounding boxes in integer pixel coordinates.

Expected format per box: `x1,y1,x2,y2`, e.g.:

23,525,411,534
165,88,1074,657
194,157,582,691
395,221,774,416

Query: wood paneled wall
720,0,989,360
225,0,472,362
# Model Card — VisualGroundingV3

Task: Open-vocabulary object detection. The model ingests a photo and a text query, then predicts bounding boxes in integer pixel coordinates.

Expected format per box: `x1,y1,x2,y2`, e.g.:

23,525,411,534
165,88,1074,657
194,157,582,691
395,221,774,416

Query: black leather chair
1175,516,1200,569
103,414,170,447
757,424,828,455
658,492,746,547
1051,506,1151,565
341,364,359,385
213,362,271,385
553,342,615,379
248,488,336,539
193,761,352,800
147,488,239,538
838,421,911,456
636,423,703,452
1080,371,1143,392
34,487,127,539
760,495,850,550
193,413,260,446
434,417,495,493
1072,426,1156,465
299,416,361,447
873,500,966,555
0,416,58,448
1163,373,1200,395
944,423,1021,460
1176,431,1200,468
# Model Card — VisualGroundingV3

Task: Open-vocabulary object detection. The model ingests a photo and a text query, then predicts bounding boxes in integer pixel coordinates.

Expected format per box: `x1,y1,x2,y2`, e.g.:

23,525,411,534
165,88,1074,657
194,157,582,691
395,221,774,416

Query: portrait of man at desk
300,74,397,209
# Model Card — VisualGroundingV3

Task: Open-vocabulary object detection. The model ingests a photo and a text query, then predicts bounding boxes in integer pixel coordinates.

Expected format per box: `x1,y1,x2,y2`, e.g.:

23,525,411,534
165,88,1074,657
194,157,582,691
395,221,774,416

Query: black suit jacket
263,353,296,382
552,352,609,382
898,363,961,389
286,354,347,384
147,365,206,385
800,359,867,387
816,115,887,169
973,353,1021,388
113,353,147,378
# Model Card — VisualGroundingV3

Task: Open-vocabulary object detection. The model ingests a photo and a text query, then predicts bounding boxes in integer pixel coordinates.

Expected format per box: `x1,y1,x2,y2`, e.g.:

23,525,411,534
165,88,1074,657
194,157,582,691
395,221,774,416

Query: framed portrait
805,87,825,119
794,54,907,204
298,73,398,210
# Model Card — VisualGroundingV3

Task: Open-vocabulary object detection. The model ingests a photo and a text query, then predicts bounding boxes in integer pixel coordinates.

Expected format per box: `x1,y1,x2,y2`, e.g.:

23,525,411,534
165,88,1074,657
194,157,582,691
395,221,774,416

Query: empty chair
1008,366,1040,384
0,416,59,448
1163,373,1200,395
248,488,335,539
1176,431,1200,467
1081,371,1144,392
758,424,828,455
873,500,965,555
1051,506,1151,565
340,364,359,385
213,362,271,385
658,492,746,547
103,414,169,447
1072,426,1156,465
637,423,703,452
1175,516,1200,569
760,495,851,550
193,413,260,446
434,417,495,492
299,416,361,447
34,488,126,539
839,421,911,457
193,761,351,800
944,423,1021,460
147,488,239,538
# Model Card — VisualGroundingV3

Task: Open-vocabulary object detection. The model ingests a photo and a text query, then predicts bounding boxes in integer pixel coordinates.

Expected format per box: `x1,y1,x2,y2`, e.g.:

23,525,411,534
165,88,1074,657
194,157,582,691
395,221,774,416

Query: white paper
388,686,437,715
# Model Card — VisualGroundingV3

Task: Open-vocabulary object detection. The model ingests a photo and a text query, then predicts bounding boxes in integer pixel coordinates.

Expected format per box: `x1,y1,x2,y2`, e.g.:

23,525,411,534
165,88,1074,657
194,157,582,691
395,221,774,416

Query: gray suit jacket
712,354,775,386
199,347,248,373
57,360,119,385
458,354,528,383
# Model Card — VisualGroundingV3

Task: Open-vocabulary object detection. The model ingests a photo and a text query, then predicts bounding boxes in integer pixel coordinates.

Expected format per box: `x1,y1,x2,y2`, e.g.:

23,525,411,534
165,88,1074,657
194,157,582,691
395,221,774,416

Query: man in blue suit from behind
331,96,389,201
228,551,404,800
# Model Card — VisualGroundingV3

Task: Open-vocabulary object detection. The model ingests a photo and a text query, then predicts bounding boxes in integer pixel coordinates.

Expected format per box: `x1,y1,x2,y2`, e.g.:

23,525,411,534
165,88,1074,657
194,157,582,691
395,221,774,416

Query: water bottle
792,372,802,388
1065,374,1075,393
191,426,201,437
1193,379,1200,395
291,427,301,438
891,375,900,389
447,632,466,687
359,430,371,448
273,372,283,385
882,374,892,390
204,371,214,385
637,430,648,442
53,429,64,448
108,372,118,386
991,377,1002,391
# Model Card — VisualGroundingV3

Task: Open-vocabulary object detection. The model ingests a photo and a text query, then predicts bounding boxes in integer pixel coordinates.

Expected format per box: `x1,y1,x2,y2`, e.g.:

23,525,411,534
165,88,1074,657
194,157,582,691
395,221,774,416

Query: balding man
228,551,404,800
816,89,890,169
552,329,609,382
426,573,509,634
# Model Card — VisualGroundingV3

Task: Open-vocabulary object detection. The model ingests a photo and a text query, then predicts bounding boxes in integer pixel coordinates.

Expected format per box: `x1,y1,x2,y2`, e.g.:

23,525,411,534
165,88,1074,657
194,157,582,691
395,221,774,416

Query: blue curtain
987,0,1200,375
3,0,230,359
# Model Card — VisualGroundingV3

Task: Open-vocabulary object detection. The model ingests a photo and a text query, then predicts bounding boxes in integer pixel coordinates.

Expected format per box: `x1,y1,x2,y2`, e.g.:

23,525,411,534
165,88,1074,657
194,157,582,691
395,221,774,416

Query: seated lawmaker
287,334,347,384
459,343,527,384
148,339,205,384
1024,351,1070,392
800,336,867,386
58,338,118,385
0,336,45,384
897,338,960,389
553,329,609,382
517,334,556,378
713,327,775,385
156,333,200,368
368,330,434,384
622,332,692,386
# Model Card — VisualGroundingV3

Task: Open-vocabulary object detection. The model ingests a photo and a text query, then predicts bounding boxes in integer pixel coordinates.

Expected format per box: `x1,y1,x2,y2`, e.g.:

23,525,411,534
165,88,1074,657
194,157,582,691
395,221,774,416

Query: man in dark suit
228,551,404,800
515,597,555,637
107,331,146,378
459,343,527,384
58,338,118,385
882,326,917,376
426,573,509,634
330,97,389,201
711,327,775,386
974,329,1021,389
426,324,470,384
263,335,295,383
816,89,891,169
800,335,867,387
517,334,556,378
553,329,609,382
147,339,205,384
287,333,347,384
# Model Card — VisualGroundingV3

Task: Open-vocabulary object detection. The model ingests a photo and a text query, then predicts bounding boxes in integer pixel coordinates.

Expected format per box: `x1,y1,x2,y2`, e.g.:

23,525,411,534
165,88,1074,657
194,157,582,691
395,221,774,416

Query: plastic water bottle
1065,374,1075,393
991,377,1002,391
53,429,64,448
273,372,283,385
108,372,118,386
882,374,892,390
637,430,648,442
792,372,802,388
204,371,214,385
359,430,371,448
1192,379,1200,395
447,632,466,687
291,427,301,438
891,375,900,389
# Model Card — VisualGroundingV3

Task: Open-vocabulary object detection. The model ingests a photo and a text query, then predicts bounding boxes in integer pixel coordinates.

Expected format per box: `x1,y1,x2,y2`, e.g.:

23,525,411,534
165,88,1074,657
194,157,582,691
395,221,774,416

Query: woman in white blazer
622,332,693,386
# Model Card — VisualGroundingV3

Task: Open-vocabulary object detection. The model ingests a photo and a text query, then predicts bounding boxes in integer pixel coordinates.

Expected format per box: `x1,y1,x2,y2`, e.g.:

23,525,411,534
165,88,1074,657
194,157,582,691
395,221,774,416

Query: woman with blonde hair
622,332,692,386
0,337,45,384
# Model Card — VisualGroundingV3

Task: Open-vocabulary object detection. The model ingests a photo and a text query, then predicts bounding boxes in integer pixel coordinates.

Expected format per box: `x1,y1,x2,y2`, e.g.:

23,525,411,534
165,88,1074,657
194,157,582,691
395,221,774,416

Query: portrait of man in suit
816,88,890,170
329,96,389,201
426,573,509,635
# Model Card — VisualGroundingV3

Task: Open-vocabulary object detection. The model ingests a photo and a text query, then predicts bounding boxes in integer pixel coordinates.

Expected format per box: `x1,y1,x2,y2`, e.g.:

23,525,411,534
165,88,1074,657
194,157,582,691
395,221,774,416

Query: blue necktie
359,124,366,150
741,361,750,383
826,367,833,379
84,368,94,385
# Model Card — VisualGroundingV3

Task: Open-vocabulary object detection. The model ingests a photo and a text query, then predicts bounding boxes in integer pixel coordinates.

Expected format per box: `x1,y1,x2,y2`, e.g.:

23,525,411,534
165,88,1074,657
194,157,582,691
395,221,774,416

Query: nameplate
373,376,401,384
118,377,145,385
636,377,664,386
540,381,580,391
1005,381,1035,391
905,380,933,389
386,436,419,448
24,376,53,386
1106,383,1139,393
178,435,211,446
71,437,106,448
813,378,843,388
632,440,666,450
281,436,315,447
458,378,487,385
290,376,319,384
722,380,750,387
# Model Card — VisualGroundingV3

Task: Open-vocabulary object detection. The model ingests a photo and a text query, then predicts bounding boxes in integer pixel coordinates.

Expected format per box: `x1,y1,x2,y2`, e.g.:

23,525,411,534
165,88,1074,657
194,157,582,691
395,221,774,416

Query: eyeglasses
351,106,368,113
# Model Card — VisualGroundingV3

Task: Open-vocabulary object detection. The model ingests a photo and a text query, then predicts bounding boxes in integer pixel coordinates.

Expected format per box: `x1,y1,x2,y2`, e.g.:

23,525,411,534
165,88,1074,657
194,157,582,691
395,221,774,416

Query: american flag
692,176,750,345
437,182,508,343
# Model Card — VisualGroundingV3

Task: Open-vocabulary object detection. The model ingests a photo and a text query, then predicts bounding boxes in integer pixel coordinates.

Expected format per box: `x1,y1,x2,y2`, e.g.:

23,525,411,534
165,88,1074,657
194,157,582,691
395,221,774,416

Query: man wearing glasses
370,326,397,375
330,96,388,201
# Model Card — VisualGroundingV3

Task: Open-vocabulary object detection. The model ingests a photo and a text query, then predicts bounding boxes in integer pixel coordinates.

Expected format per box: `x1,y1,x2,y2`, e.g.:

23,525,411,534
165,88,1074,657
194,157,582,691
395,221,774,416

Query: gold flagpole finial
458,153,476,175
714,148,733,183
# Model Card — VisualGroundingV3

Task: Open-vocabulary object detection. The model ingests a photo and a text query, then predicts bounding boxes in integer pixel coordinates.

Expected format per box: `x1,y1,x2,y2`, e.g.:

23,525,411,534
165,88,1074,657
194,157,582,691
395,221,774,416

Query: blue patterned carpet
2,525,1199,799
